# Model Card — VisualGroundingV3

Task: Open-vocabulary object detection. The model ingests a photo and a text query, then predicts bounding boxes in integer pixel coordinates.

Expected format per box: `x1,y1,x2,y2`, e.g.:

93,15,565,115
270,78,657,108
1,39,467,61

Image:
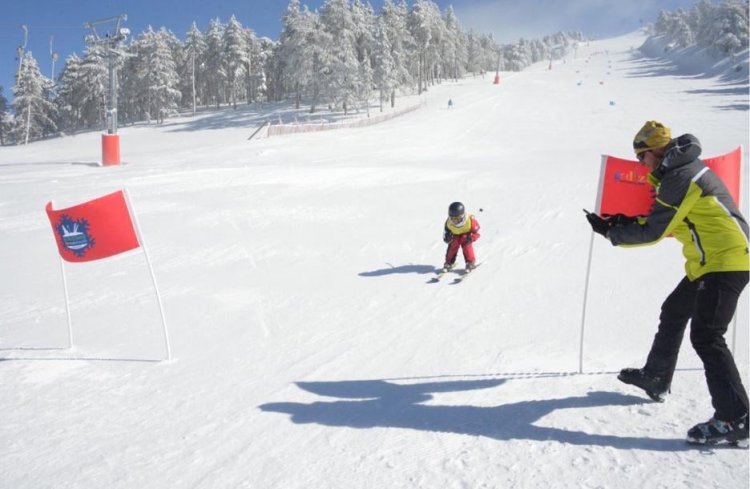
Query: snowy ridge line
266,98,426,137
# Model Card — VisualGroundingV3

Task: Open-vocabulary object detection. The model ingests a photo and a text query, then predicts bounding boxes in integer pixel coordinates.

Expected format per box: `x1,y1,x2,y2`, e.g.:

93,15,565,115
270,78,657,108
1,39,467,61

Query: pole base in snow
102,134,120,166
493,72,500,84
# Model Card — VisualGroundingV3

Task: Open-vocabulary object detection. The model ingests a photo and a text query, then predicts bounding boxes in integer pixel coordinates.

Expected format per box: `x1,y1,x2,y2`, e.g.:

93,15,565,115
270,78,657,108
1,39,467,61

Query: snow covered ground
1,30,748,488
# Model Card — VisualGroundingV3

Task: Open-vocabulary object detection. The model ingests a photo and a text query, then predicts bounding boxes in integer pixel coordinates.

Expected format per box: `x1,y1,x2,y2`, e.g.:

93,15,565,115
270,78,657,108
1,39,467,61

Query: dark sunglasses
637,151,650,162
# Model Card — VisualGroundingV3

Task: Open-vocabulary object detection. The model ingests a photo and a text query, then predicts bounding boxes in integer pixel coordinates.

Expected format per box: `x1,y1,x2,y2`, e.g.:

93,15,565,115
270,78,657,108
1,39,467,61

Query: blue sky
1,0,699,101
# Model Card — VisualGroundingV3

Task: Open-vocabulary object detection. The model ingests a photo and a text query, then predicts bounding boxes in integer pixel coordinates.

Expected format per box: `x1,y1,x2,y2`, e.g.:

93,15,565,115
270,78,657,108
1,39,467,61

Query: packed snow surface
1,30,748,488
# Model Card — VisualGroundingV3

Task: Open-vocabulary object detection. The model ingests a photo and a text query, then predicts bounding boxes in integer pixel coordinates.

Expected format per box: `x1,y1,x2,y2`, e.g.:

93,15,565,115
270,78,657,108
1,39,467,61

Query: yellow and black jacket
607,134,749,281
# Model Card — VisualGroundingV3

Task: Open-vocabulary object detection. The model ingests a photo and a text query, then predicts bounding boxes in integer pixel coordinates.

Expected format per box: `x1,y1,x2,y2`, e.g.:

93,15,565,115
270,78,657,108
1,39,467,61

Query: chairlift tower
84,14,130,134
84,15,130,165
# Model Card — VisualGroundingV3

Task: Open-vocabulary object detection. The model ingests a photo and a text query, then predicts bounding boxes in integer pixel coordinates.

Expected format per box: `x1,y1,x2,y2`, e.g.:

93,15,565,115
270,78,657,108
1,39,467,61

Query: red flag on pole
703,146,742,206
595,146,742,215
46,190,140,262
595,155,652,216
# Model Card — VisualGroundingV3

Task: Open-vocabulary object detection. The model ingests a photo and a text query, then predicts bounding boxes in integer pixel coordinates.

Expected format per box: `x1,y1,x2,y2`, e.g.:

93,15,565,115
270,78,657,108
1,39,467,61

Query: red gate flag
595,155,652,216
704,146,742,206
595,146,742,216
46,190,140,262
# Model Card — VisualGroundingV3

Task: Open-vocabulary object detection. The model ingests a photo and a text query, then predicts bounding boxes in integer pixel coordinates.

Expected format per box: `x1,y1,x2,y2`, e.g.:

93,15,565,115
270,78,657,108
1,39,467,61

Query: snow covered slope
1,30,748,488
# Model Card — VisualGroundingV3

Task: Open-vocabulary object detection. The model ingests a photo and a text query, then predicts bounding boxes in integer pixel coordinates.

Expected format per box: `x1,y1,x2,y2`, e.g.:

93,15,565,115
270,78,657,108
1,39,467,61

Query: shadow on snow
259,378,692,452
359,263,437,277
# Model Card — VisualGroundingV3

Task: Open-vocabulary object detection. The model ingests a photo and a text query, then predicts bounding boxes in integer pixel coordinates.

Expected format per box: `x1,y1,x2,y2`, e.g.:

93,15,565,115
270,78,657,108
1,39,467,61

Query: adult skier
585,120,749,447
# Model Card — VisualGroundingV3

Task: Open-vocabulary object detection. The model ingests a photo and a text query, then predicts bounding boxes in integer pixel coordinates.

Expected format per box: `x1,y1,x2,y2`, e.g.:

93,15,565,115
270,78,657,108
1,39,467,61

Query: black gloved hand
603,213,639,226
585,211,610,237
443,230,452,243
464,234,473,244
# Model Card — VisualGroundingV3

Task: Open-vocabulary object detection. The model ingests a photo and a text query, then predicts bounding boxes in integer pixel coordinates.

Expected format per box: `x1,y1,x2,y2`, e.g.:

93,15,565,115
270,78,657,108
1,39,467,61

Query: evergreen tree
381,0,413,106
279,0,306,108
0,86,8,145
0,2,610,140
465,31,482,75
320,0,360,114
689,0,716,45
183,22,208,112
164,26,187,110
653,0,748,57
12,52,57,144
672,10,695,47
352,0,376,66
118,49,144,125
278,0,327,110
54,54,86,131
205,18,227,107
243,27,262,104
132,27,181,123
372,18,397,111
77,39,109,130
510,39,532,70
481,33,501,72
443,6,466,81
224,15,249,109
408,0,443,92
352,0,376,113
304,11,331,113
709,0,749,55
261,37,284,103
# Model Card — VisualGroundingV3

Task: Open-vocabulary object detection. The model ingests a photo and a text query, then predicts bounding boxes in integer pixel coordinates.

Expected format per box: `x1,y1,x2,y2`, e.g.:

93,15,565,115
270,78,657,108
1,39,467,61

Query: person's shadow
260,378,690,451
359,264,436,277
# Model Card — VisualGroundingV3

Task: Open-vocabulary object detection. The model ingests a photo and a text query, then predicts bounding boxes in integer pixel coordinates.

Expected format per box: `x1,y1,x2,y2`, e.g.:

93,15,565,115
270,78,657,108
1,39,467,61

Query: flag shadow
259,378,691,452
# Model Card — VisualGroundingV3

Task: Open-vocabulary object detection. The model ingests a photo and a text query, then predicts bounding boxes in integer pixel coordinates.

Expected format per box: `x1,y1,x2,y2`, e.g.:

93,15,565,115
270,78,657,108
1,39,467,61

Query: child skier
442,201,480,272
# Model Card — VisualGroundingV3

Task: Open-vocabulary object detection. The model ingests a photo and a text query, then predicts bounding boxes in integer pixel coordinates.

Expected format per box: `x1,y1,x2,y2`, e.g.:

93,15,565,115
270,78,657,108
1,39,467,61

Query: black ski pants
644,271,749,421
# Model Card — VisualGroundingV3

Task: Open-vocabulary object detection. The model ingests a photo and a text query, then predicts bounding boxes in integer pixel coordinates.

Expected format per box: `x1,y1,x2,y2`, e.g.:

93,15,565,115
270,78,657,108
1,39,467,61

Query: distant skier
441,202,480,272
447,98,453,109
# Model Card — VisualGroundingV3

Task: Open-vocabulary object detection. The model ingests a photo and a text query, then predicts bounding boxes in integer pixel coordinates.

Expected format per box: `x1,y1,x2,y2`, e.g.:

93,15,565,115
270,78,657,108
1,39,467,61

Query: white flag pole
579,155,609,374
59,250,74,349
579,231,595,374
123,189,172,361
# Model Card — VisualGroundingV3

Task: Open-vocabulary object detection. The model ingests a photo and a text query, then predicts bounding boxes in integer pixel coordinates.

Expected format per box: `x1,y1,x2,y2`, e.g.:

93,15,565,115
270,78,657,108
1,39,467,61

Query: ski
451,263,481,284
427,267,453,283
686,437,749,449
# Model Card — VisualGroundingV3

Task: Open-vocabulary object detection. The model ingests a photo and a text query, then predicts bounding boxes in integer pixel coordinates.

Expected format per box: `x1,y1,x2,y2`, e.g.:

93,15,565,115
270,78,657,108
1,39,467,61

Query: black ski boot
617,367,669,402
687,414,749,448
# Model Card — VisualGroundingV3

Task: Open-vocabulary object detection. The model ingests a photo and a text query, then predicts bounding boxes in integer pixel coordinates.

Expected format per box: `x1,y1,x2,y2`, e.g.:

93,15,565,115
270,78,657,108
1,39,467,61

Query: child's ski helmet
448,202,465,217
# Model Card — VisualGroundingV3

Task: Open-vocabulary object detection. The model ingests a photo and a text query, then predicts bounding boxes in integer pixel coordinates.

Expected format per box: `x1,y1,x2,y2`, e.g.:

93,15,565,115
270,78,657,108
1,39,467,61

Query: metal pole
84,15,128,135
108,55,117,134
